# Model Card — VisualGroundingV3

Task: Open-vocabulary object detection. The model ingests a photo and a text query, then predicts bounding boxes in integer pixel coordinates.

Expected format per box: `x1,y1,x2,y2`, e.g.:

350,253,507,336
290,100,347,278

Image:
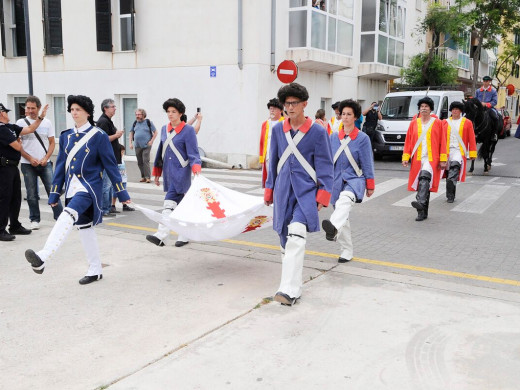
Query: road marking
247,188,265,195
452,184,509,214
202,168,262,176
201,172,261,184
392,188,446,207
106,222,520,287
362,178,407,203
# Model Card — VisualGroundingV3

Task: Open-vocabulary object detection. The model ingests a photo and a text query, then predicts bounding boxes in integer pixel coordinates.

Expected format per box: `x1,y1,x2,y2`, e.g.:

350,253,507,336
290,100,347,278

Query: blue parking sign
210,66,217,78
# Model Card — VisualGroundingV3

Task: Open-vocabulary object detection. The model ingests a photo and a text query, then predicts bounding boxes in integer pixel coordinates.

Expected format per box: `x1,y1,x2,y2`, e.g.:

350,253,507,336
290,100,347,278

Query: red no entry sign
277,60,298,84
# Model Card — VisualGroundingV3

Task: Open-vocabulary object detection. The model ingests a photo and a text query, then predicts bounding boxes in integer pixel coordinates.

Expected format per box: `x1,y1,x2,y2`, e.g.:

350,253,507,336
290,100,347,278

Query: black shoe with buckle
175,240,189,247
146,235,165,247
274,292,298,306
9,225,32,235
25,249,45,274
321,219,337,241
338,257,351,263
123,204,135,211
79,275,102,285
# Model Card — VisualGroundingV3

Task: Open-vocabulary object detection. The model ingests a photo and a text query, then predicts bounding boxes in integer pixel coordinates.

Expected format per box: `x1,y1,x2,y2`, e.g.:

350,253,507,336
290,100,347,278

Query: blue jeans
21,162,63,222
102,170,113,215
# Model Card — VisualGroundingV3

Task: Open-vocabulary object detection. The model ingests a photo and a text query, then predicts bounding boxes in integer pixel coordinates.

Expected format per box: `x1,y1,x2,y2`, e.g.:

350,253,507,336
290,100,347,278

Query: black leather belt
0,157,19,167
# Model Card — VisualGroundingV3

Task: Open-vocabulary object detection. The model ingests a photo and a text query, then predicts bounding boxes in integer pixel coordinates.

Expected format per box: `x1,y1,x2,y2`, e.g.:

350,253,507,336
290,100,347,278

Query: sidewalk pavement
2,219,520,390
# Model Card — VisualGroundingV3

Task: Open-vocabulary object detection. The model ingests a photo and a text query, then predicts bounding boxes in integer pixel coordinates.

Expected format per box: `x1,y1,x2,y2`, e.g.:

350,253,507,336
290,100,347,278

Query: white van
372,89,464,159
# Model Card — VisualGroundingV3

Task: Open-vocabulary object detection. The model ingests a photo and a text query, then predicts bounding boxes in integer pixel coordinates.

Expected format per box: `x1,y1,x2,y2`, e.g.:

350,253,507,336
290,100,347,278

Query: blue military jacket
49,125,130,225
153,122,201,194
475,86,497,108
265,117,333,234
330,127,375,205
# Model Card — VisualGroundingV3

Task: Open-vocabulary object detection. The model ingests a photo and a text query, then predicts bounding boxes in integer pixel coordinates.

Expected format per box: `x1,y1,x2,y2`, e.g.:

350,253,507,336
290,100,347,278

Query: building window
13,95,27,120
52,96,66,133
42,0,62,55
361,0,405,66
0,0,26,57
118,0,135,51
95,0,135,52
288,0,354,56
120,96,137,155
95,0,112,51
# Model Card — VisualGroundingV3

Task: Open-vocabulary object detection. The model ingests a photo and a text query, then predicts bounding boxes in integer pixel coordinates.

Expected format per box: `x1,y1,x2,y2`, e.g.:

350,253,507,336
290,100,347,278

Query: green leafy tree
494,34,520,87
401,53,458,86
466,0,520,91
411,2,468,86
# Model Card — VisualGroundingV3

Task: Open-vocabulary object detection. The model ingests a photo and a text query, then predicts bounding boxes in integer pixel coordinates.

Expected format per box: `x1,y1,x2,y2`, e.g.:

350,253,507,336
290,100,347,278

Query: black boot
411,171,431,221
446,162,460,203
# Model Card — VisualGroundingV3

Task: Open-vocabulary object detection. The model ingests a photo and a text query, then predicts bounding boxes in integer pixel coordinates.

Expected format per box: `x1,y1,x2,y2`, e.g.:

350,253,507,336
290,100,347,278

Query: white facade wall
0,0,427,167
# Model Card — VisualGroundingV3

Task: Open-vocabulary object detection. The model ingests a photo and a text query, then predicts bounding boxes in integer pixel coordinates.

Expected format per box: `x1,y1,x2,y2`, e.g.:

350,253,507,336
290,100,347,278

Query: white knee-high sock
36,208,77,263
79,227,102,276
278,222,306,299
154,200,176,241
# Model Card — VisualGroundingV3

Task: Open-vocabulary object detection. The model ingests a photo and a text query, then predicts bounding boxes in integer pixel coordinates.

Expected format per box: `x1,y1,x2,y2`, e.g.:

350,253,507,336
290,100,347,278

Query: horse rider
475,75,500,140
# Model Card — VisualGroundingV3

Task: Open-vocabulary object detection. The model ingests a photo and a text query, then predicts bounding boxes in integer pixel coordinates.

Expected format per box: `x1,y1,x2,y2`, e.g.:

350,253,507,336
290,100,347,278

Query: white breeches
278,222,306,299
330,191,355,260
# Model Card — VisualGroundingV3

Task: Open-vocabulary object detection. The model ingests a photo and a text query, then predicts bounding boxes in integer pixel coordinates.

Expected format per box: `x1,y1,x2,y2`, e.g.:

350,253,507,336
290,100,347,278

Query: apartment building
2,0,427,166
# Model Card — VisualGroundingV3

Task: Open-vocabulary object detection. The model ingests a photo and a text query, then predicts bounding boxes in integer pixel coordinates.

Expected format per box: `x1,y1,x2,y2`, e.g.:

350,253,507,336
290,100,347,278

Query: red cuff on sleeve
264,188,273,202
316,189,331,207
192,164,201,174
486,103,491,108
366,178,375,190
152,167,163,177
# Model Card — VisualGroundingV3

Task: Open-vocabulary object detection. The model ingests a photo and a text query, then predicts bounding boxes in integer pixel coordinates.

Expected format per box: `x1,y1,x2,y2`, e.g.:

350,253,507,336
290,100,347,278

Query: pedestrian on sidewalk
264,83,333,306
114,145,135,211
321,99,375,263
17,95,63,230
0,102,49,241
146,98,201,248
402,97,447,221
97,98,124,216
129,108,157,183
442,101,477,203
259,98,284,188
25,95,131,284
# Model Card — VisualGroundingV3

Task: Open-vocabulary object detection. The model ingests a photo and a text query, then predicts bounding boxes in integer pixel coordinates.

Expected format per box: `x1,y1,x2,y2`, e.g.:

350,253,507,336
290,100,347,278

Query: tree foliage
494,34,520,86
466,0,520,90
400,53,459,86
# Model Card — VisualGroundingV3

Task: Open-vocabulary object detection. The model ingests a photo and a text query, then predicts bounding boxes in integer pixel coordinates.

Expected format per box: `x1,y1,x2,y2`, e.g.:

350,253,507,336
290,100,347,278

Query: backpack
131,119,153,137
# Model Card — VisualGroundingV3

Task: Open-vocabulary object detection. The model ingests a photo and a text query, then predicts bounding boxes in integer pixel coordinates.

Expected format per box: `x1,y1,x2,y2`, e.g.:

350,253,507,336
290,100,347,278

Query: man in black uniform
362,101,382,146
0,102,48,241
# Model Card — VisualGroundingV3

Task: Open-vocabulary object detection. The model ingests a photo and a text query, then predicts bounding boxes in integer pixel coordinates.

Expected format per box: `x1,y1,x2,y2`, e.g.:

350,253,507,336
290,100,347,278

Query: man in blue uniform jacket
264,83,333,306
25,95,131,285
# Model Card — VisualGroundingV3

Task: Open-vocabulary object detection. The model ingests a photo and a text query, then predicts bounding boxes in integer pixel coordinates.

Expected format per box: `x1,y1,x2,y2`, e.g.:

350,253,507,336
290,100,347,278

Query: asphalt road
114,133,520,294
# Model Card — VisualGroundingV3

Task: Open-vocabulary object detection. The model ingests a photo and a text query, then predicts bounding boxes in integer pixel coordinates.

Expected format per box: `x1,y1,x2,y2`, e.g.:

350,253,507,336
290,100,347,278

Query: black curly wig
67,95,95,126
163,98,187,122
338,99,361,120
277,83,309,104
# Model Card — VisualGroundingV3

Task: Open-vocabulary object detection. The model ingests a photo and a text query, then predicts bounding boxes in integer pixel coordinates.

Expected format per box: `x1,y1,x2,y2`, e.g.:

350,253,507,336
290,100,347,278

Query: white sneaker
30,221,40,230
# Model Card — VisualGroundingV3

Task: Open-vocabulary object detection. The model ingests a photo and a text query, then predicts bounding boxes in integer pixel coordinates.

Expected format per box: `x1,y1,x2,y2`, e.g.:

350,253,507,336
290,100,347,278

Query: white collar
74,122,91,133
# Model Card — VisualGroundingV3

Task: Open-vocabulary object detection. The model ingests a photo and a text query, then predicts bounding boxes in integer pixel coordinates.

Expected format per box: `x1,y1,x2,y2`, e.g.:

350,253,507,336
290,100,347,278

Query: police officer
0,102,48,241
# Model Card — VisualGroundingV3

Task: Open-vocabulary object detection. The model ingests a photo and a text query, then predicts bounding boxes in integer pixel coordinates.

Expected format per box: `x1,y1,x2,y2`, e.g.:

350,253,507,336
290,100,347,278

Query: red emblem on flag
242,215,269,233
200,188,226,219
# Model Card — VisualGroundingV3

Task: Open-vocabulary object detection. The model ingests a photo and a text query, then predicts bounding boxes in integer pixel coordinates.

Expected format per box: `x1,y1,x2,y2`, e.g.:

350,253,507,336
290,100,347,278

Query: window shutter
14,0,26,56
0,0,6,57
130,0,135,50
43,0,63,55
95,0,112,52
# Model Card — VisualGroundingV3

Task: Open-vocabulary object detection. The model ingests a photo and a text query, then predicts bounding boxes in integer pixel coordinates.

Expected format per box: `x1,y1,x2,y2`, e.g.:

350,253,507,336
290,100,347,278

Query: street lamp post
23,0,33,95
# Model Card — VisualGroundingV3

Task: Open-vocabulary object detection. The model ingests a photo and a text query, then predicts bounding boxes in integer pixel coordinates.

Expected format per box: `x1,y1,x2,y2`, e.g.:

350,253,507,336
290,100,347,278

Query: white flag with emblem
135,175,273,241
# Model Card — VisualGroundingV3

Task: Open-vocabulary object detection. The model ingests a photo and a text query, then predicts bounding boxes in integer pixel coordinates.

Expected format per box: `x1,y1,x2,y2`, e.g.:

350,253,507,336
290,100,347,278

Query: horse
463,98,502,174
